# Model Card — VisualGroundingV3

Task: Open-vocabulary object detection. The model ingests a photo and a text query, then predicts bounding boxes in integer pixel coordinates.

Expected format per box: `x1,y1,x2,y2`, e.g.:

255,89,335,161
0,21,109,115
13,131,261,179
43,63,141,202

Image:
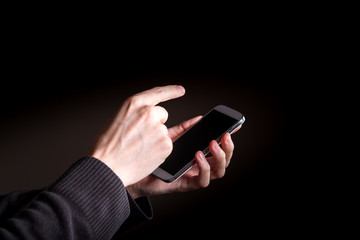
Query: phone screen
159,109,240,175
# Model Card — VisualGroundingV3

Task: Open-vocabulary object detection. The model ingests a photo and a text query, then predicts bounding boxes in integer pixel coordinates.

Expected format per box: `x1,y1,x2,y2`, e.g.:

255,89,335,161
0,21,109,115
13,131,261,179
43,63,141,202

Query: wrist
90,153,132,187
126,184,144,199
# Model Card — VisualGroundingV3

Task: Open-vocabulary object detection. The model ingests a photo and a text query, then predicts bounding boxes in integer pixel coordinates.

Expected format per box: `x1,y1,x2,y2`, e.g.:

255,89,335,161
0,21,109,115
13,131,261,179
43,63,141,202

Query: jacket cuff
127,193,153,222
112,193,153,238
49,156,130,240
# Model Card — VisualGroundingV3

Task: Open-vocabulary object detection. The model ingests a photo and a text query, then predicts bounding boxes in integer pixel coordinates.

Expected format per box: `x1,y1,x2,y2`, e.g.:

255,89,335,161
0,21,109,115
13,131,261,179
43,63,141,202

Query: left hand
126,116,239,198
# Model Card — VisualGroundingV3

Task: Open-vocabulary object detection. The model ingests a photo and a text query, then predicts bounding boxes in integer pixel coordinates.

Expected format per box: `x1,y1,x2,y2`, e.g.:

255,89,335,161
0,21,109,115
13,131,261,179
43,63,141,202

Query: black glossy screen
159,109,239,175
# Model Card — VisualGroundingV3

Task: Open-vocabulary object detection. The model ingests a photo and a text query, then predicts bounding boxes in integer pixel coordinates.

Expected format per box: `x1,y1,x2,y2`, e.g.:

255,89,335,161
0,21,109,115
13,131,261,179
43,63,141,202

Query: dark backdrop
0,29,318,238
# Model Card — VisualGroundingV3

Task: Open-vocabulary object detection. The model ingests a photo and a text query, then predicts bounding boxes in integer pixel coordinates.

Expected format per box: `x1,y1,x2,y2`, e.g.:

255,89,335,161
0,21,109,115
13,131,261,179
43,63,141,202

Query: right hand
92,85,186,187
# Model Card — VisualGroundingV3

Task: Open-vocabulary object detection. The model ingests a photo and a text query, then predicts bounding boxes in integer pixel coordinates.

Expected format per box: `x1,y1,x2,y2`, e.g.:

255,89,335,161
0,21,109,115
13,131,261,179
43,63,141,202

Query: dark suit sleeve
0,157,153,240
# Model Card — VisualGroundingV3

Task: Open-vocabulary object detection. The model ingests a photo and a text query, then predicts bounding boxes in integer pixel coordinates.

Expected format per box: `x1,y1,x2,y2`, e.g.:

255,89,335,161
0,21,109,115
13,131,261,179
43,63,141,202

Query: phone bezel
152,105,245,183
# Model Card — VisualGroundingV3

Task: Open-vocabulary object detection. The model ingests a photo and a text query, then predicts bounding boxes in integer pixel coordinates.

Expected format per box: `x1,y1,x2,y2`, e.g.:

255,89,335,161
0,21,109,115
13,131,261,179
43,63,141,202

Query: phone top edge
214,105,244,121
239,115,246,125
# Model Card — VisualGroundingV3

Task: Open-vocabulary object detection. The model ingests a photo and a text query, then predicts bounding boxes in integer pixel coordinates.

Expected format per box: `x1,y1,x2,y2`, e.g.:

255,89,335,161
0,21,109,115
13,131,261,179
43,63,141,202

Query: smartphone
152,105,245,183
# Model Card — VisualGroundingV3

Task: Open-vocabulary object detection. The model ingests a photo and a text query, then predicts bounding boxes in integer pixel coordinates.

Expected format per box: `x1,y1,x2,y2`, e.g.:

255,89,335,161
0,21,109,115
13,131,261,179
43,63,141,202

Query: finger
168,115,202,141
209,140,226,179
133,85,186,106
193,151,211,188
152,106,169,124
221,133,234,167
231,124,242,134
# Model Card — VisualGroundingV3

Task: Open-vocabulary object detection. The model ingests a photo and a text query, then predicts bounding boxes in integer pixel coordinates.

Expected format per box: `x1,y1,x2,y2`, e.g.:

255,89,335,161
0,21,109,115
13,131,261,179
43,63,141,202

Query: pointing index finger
135,85,186,106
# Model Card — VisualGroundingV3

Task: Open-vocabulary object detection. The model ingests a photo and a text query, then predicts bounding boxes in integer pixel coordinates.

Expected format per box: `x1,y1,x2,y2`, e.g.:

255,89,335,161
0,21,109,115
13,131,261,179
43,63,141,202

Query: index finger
134,85,186,106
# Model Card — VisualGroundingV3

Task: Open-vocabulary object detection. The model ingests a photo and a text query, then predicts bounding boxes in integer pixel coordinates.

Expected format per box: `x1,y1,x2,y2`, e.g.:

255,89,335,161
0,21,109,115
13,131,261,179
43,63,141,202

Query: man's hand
92,85,186,187
126,116,240,198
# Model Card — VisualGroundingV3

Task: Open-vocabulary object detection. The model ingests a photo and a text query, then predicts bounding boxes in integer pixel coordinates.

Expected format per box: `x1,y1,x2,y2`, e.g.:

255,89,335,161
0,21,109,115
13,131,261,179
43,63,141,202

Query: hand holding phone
152,105,245,183
127,112,242,198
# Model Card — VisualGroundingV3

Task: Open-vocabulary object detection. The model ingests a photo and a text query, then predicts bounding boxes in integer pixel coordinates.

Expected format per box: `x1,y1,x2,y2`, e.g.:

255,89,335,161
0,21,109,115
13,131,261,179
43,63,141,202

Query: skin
92,85,240,198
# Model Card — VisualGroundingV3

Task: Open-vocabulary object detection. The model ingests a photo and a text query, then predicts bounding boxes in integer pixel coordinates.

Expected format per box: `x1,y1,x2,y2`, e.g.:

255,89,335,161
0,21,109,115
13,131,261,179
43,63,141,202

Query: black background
0,13,329,238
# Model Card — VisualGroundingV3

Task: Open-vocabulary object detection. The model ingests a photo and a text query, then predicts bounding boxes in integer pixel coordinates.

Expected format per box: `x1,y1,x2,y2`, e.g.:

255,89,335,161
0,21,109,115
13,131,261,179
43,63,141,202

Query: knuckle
158,105,168,116
152,86,164,95
144,105,154,115
230,139,235,148
159,136,173,156
126,95,141,108
215,169,225,179
220,150,226,160
158,124,168,135
199,179,210,188
164,137,173,153
215,147,226,160
205,165,212,175
154,106,168,122
227,141,235,152
141,106,155,119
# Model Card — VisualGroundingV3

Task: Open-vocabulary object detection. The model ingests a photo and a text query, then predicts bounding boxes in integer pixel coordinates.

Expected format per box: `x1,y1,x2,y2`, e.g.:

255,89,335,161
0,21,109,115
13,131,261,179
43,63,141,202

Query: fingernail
198,151,206,162
177,85,185,95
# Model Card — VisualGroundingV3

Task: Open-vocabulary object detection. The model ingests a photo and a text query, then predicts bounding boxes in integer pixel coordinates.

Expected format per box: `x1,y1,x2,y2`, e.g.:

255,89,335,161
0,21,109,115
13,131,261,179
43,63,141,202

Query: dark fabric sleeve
0,190,43,222
111,194,153,239
0,156,149,240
